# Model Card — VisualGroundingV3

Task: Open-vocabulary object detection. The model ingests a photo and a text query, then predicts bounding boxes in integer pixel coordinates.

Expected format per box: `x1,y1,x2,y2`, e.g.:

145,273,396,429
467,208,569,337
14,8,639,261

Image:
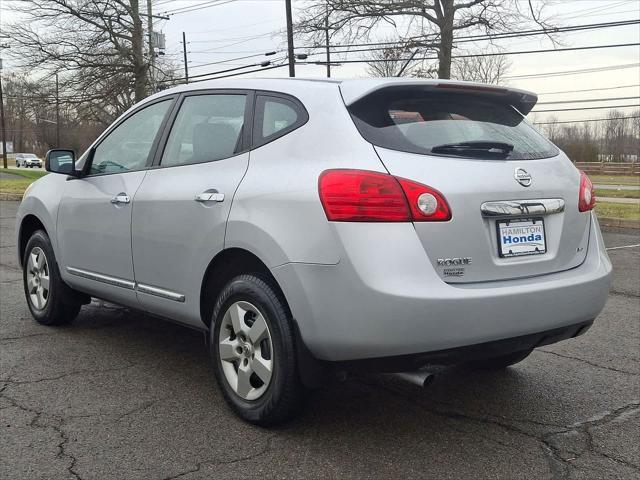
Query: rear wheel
468,349,533,370
210,274,304,426
23,230,82,325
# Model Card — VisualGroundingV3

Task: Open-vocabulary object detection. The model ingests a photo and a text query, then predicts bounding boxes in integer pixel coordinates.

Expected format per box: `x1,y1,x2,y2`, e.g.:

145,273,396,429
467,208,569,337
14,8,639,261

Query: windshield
348,89,558,160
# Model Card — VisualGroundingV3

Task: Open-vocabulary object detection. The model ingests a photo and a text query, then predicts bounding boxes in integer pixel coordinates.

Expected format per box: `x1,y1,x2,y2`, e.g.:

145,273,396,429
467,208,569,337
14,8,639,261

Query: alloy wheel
26,247,50,310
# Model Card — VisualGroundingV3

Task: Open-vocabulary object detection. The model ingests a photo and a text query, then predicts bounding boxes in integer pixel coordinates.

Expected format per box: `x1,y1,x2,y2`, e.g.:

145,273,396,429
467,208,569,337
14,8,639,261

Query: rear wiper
430,141,514,159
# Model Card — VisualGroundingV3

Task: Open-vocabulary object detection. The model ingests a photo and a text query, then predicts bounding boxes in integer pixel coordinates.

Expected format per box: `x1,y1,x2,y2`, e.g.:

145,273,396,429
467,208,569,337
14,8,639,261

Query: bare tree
541,116,560,143
6,0,151,122
451,53,511,84
297,0,554,79
2,73,105,155
603,110,634,162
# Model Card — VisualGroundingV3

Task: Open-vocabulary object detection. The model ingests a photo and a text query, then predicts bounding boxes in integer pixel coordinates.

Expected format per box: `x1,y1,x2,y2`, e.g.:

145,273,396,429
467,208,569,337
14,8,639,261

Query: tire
468,349,533,370
22,230,82,326
210,274,304,426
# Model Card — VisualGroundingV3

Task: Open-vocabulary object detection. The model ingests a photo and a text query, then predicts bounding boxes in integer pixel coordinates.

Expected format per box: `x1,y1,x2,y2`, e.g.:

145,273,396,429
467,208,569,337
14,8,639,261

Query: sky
1,0,639,124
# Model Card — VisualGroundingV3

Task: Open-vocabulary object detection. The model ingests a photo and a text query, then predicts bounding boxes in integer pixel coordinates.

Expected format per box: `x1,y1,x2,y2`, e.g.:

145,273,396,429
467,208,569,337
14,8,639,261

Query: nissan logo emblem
514,168,532,187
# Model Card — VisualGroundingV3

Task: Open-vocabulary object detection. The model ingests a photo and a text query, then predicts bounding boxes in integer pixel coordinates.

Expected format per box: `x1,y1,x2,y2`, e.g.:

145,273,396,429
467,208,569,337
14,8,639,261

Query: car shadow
65,300,574,437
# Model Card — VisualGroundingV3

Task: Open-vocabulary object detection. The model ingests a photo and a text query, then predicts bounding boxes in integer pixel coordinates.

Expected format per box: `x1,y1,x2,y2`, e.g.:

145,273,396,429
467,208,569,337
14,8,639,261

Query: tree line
541,111,640,163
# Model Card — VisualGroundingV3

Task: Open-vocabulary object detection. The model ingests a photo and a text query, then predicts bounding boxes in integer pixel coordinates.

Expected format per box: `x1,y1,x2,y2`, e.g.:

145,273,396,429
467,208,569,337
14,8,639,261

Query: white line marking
606,244,640,251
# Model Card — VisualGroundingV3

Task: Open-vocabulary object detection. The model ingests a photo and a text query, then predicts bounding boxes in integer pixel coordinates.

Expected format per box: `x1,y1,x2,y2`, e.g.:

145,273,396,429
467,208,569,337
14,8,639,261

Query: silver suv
15,153,42,168
16,78,612,425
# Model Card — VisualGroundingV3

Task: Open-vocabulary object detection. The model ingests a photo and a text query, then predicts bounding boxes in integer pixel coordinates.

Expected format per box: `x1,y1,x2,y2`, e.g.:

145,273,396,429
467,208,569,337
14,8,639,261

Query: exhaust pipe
389,370,435,388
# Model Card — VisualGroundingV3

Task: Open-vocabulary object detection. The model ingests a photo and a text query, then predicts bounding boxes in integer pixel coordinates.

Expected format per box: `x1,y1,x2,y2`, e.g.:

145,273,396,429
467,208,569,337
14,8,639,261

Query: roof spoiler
340,80,538,116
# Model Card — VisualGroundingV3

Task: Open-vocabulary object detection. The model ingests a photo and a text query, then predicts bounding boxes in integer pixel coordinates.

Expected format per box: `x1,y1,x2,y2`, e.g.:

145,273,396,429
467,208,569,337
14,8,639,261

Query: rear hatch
344,82,591,284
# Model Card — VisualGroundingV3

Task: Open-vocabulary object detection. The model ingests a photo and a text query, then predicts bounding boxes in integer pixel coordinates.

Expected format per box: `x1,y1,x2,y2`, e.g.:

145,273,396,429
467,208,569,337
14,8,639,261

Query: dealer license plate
497,218,546,258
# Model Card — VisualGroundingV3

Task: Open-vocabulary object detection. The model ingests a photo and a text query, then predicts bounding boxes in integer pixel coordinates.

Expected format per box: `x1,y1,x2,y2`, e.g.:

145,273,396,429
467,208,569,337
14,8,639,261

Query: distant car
16,78,612,426
15,153,42,168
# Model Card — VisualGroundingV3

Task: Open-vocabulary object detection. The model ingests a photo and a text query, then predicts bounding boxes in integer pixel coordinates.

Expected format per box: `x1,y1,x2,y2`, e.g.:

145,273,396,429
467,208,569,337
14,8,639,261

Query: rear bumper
334,320,593,372
272,213,611,362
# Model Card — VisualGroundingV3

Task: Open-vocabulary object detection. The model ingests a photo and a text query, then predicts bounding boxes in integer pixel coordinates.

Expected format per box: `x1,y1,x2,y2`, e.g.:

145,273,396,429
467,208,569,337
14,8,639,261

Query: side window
89,99,171,175
254,95,307,145
160,94,246,167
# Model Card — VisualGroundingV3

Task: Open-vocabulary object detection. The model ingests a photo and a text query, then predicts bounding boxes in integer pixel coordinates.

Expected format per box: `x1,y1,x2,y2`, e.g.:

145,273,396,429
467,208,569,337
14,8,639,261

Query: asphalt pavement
1,200,638,480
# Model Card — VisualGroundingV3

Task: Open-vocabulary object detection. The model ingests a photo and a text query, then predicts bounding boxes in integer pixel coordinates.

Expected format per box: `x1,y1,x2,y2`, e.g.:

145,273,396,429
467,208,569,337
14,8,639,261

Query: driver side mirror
45,149,80,177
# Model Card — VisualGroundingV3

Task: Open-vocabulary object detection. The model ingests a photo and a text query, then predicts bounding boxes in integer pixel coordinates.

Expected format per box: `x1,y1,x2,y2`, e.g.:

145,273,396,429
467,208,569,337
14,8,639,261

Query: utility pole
55,73,60,147
146,0,155,86
130,0,147,101
324,4,330,78
182,32,189,83
0,72,6,169
285,0,295,77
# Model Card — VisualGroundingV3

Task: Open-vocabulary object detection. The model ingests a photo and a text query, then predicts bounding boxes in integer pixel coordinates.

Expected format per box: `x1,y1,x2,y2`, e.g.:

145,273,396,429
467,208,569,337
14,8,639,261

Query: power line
503,63,639,80
189,51,280,70
177,12,638,57
161,0,236,16
183,30,278,45
188,17,280,35
537,84,640,95
303,43,640,65
537,96,640,105
560,0,636,20
533,116,640,125
193,33,281,53
299,18,640,50
159,56,287,83
163,0,222,13
532,104,640,113
187,63,289,83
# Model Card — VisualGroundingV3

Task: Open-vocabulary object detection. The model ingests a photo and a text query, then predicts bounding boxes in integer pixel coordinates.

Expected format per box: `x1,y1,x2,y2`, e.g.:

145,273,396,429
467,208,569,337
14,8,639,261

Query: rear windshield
348,90,558,160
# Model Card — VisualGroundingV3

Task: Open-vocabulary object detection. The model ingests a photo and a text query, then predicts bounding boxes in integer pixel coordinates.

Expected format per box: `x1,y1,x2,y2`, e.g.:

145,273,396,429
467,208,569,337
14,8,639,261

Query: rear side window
161,94,246,167
348,89,558,160
253,94,307,146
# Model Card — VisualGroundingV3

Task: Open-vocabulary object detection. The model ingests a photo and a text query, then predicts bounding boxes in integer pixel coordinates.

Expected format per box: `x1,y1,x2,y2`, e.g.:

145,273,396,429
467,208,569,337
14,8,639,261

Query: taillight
318,170,410,221
578,170,596,212
318,169,451,222
395,177,452,221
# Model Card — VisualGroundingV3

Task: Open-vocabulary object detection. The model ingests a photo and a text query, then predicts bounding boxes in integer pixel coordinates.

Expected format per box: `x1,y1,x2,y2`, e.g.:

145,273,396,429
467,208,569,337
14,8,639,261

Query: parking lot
1,199,638,479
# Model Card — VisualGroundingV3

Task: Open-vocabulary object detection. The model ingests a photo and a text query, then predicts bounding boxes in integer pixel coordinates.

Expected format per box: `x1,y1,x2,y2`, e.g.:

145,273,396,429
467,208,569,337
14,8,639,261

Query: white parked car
15,153,42,168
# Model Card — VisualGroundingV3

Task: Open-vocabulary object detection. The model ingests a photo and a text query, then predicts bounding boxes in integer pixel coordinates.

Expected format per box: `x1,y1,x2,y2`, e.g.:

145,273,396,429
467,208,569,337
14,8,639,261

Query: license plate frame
496,217,547,258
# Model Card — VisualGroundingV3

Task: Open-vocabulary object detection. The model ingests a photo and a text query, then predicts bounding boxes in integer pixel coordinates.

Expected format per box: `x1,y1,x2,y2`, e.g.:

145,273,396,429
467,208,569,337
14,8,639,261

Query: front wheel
23,230,83,325
210,274,304,426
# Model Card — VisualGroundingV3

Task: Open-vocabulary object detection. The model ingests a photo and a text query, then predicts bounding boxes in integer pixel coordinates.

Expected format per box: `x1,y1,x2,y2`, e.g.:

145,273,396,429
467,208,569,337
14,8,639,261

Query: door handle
110,193,131,204
195,191,225,203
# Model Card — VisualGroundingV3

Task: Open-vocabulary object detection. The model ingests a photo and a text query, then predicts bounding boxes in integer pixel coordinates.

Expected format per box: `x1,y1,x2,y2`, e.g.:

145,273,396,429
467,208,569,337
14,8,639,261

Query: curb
598,217,640,230
0,194,23,201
